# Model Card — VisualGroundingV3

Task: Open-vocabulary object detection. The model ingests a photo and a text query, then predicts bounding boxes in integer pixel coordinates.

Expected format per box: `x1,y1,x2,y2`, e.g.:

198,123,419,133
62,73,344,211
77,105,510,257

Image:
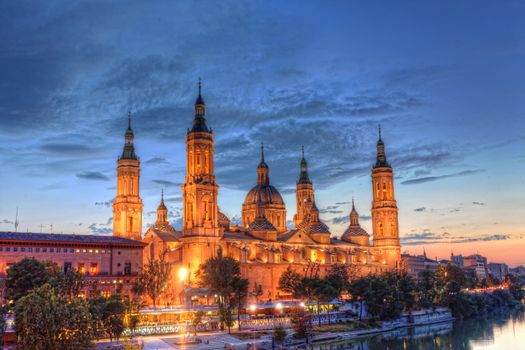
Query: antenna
39,224,44,233
14,207,19,233
50,224,53,233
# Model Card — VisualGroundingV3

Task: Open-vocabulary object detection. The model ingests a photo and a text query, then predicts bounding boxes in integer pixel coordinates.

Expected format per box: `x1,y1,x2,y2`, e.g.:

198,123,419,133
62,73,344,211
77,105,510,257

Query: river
313,309,525,350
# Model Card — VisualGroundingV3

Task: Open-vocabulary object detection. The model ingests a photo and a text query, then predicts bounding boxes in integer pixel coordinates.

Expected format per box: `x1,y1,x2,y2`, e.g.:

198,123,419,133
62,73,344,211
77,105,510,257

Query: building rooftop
0,231,145,246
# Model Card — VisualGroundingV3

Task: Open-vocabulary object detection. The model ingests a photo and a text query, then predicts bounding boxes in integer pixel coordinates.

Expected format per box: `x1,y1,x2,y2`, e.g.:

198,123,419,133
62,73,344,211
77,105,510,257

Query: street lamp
178,267,189,282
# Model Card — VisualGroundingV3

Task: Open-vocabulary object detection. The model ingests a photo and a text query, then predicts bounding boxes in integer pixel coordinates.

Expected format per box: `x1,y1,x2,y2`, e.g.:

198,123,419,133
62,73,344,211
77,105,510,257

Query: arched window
129,216,133,233
204,200,210,221
196,149,201,173
378,222,383,236
204,149,210,174
382,183,387,199
376,182,380,198
390,222,396,235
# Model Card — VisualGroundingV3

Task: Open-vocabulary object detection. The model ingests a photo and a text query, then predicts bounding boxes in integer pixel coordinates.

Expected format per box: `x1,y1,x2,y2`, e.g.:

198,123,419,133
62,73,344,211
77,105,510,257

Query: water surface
314,309,525,350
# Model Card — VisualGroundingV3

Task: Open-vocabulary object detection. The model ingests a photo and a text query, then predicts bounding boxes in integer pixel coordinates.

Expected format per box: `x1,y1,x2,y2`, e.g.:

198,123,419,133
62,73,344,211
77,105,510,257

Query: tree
133,251,171,308
326,264,350,297
191,311,204,336
197,255,241,307
5,258,56,303
220,308,234,334
197,254,243,330
289,307,312,339
15,284,94,350
278,266,302,296
58,269,86,300
103,294,127,342
251,282,263,302
230,276,249,330
0,303,7,348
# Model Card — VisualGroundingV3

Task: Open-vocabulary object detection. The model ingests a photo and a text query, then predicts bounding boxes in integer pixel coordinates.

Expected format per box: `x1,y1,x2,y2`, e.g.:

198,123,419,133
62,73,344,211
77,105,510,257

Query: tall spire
350,198,360,227
191,78,209,132
298,145,311,184
374,125,389,168
156,189,168,224
121,112,138,160
257,143,269,185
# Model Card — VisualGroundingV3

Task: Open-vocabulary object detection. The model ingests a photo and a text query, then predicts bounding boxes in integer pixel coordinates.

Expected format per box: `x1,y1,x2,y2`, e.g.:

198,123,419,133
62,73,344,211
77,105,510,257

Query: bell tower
113,113,143,241
371,127,400,268
294,146,315,227
181,79,221,237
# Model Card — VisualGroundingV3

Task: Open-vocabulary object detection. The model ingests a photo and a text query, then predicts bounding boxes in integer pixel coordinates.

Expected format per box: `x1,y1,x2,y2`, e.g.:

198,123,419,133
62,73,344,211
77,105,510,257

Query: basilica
112,81,401,304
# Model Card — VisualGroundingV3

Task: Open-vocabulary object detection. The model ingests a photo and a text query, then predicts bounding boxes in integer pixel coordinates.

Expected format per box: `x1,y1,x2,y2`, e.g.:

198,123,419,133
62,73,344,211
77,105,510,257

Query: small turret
190,78,210,133
121,112,138,160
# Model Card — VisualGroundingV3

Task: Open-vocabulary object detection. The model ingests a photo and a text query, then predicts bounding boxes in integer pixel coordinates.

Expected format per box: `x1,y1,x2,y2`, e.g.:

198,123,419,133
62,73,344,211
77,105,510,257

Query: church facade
115,81,401,304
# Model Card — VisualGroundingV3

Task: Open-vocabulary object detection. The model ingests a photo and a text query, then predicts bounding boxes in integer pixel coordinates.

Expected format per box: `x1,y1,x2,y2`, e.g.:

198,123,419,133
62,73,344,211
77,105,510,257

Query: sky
0,1,524,266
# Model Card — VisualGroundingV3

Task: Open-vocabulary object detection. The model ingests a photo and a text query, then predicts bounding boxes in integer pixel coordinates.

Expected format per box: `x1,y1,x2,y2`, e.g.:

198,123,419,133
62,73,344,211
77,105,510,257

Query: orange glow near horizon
403,239,525,267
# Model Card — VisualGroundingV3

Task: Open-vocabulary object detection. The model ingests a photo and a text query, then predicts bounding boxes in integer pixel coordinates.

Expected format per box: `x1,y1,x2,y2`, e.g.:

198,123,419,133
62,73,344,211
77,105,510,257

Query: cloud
472,201,486,206
76,171,109,181
144,157,168,165
331,216,349,225
414,207,426,212
87,224,112,235
95,199,114,207
2,219,14,225
401,232,513,246
401,169,485,185
152,179,180,187
40,143,97,156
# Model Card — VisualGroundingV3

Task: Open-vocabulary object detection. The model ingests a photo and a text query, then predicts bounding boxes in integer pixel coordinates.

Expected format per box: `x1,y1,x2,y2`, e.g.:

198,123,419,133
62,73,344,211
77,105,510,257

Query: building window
70,249,74,253
35,247,40,252
20,247,25,252
13,247,17,252
124,262,132,275
64,262,72,274
90,263,98,275
28,247,32,252
78,263,86,274
0,247,2,252
330,255,337,264
6,247,10,252
50,248,54,253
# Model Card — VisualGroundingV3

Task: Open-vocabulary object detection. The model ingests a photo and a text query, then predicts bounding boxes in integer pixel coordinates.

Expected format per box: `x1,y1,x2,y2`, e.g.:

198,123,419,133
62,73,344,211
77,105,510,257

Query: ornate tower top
374,125,390,168
190,78,210,133
121,112,138,160
156,190,168,225
298,145,311,184
350,198,360,227
257,143,270,185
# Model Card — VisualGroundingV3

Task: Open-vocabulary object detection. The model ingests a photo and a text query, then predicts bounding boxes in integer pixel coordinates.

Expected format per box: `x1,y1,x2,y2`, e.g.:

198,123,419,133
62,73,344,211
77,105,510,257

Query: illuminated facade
112,113,143,241
129,81,401,304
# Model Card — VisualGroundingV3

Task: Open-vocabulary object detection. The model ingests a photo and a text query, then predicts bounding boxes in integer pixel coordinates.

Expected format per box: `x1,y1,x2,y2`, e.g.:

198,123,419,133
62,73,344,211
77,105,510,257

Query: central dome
243,184,285,206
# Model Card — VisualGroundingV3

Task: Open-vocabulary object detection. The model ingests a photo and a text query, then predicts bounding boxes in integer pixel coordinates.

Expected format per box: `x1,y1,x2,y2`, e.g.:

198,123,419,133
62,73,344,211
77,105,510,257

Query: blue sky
0,1,524,264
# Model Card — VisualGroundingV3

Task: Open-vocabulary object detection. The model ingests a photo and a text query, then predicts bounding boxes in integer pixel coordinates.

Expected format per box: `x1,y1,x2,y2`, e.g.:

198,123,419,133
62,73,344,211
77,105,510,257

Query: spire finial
128,111,132,129
161,189,164,202
301,145,305,159
378,124,382,140
352,197,355,210
260,142,265,163
198,77,202,96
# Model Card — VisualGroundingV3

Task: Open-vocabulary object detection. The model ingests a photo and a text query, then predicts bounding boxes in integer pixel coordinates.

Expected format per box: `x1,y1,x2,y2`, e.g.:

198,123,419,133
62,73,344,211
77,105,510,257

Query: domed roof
248,217,277,231
342,226,369,239
304,221,331,235
243,184,285,206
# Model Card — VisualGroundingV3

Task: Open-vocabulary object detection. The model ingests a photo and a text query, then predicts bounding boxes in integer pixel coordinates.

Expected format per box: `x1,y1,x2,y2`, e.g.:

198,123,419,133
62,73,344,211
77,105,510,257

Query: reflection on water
314,309,525,350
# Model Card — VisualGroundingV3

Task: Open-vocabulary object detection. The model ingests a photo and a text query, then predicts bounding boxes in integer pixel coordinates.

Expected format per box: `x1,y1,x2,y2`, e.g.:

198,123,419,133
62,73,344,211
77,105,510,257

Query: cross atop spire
298,146,311,184
374,125,389,168
257,142,269,184
191,78,209,132
121,112,138,160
